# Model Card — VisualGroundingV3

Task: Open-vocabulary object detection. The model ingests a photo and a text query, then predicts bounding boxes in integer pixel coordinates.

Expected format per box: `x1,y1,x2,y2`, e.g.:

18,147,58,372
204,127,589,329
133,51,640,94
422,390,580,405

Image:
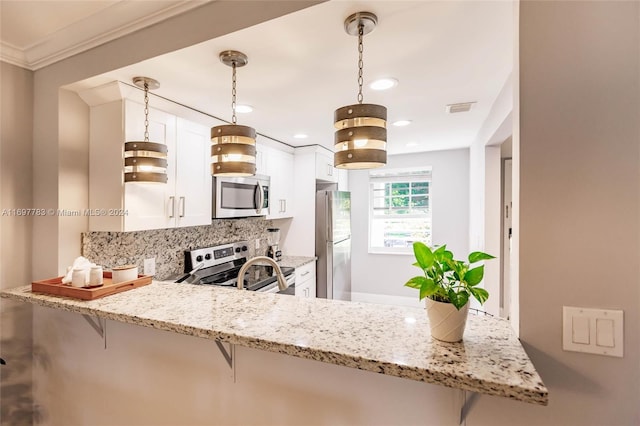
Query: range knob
242,245,248,252
196,255,204,262
204,253,212,260
235,247,241,253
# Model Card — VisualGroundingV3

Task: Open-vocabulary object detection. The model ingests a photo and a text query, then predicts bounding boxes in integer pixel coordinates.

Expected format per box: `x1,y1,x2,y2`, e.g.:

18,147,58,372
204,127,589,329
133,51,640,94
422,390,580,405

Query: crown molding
0,41,29,69
0,0,208,71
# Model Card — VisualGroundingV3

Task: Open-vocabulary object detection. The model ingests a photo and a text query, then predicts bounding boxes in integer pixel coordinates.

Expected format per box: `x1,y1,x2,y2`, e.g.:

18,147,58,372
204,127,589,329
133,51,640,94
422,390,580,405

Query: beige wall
57,90,89,273
0,61,35,424
32,307,459,426
470,2,640,424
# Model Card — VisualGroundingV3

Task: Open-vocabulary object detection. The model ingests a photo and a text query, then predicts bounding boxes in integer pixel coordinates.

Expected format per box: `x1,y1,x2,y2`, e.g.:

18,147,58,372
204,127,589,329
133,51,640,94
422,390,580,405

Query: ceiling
0,0,205,69
2,1,514,155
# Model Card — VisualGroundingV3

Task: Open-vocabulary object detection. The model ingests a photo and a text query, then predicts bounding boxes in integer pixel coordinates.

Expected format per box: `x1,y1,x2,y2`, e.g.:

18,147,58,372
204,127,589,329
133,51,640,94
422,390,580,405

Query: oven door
251,268,295,293
213,175,270,218
257,281,280,293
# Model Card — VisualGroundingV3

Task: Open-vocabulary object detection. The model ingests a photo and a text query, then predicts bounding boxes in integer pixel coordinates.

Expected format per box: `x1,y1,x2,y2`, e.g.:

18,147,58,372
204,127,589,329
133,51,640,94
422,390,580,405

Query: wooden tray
32,272,152,300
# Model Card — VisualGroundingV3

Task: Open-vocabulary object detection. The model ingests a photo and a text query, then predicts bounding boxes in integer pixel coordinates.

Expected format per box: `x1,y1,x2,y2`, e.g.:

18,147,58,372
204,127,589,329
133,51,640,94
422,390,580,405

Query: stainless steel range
177,241,295,294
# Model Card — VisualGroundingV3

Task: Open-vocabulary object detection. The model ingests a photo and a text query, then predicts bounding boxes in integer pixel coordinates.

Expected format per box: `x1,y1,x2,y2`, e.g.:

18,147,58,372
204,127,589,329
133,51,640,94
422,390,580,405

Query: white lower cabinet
295,262,316,298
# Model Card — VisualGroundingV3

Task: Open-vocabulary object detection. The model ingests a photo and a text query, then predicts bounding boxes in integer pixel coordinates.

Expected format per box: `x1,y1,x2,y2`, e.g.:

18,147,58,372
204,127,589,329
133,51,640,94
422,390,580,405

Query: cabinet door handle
179,196,186,218
283,199,286,213
300,271,310,277
169,196,175,218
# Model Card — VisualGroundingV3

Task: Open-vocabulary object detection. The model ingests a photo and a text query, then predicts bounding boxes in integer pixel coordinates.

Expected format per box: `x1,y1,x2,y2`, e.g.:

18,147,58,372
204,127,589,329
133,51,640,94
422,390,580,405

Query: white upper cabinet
174,118,212,227
315,150,338,183
263,144,295,219
82,82,212,232
255,143,267,176
252,137,295,220
121,100,177,231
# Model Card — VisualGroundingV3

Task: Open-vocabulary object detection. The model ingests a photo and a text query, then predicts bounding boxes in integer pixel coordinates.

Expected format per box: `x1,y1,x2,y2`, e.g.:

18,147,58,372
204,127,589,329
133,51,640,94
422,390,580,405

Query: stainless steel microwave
212,175,270,219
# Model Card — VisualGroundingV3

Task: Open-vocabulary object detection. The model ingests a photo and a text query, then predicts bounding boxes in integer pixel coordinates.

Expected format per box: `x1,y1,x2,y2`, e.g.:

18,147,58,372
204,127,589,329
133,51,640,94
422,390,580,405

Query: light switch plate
563,306,623,357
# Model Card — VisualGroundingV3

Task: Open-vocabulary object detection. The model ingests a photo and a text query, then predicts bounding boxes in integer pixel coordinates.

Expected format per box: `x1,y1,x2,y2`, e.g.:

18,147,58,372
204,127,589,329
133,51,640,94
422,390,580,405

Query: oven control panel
184,241,249,272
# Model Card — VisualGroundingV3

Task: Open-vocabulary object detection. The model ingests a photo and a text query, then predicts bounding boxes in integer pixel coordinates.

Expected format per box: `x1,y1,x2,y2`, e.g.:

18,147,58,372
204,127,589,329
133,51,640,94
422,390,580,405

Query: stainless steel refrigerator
316,190,351,300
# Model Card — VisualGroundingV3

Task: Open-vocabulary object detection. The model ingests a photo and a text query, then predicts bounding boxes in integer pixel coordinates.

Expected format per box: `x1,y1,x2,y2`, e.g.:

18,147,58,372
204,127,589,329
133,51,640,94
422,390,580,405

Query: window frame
368,167,433,255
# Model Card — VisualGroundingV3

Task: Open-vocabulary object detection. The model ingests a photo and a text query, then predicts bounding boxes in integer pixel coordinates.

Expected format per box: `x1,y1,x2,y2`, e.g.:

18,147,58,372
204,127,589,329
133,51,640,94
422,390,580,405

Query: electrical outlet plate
255,238,261,250
143,258,156,276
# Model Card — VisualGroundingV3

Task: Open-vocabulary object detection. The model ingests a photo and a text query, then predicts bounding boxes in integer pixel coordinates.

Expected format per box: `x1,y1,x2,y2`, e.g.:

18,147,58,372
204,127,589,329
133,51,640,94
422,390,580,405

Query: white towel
61,256,96,284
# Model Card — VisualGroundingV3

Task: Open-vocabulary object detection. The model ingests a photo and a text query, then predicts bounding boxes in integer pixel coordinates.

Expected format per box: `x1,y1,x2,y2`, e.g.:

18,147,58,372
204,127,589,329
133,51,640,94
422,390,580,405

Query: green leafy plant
405,242,495,310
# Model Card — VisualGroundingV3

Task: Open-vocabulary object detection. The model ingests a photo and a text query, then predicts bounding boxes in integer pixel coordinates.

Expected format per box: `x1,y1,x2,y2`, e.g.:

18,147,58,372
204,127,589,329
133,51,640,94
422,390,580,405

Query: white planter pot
425,298,469,342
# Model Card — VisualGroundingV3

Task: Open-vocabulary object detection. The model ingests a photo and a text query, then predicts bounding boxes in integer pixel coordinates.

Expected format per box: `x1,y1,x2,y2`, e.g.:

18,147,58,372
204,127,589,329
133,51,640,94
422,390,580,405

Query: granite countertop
1,282,548,405
279,255,316,269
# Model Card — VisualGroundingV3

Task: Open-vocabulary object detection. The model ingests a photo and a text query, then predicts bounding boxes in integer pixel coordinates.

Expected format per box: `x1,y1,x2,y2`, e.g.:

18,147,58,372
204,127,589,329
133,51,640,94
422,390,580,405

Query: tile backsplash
82,218,274,280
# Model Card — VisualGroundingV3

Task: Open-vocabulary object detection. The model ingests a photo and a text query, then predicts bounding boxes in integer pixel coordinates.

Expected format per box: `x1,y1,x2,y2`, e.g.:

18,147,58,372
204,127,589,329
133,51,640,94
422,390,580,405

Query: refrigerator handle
326,192,332,242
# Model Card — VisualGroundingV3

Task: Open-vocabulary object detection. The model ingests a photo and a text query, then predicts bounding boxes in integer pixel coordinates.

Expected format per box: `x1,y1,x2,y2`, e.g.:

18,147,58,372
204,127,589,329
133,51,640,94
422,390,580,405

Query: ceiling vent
446,102,476,114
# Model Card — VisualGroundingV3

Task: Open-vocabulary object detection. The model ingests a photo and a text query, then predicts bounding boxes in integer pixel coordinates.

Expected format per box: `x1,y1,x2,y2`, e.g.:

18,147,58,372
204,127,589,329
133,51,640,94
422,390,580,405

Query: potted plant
405,242,495,342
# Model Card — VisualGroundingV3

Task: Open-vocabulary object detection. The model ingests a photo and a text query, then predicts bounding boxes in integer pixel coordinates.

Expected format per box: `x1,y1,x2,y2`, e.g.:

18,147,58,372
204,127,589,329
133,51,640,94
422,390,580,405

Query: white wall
470,2,640,424
287,149,317,256
351,149,469,305
482,145,501,315
469,74,514,316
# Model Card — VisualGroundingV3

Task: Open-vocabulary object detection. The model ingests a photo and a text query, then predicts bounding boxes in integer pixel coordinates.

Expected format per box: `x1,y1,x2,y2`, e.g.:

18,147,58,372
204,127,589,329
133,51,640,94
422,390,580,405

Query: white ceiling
2,1,514,155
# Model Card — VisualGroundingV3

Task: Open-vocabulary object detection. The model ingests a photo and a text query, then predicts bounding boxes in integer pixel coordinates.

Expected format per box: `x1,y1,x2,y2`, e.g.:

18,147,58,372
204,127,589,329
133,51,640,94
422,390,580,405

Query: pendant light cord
357,23,364,104
143,82,150,142
231,61,237,125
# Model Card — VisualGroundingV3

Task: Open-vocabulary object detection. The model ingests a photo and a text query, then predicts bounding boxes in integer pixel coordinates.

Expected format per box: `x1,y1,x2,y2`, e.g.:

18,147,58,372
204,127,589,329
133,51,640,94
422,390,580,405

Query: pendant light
124,77,168,183
334,12,387,170
211,50,256,176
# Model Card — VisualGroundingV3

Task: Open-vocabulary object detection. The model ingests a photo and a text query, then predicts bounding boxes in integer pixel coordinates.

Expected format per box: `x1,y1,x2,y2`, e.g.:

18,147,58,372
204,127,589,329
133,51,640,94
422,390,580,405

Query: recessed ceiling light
293,133,308,139
369,78,398,91
393,120,412,127
235,104,253,113
406,142,419,147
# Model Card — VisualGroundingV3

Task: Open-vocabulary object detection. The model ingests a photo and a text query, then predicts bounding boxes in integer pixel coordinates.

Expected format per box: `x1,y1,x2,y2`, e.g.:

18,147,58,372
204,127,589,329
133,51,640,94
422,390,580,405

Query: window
369,168,432,253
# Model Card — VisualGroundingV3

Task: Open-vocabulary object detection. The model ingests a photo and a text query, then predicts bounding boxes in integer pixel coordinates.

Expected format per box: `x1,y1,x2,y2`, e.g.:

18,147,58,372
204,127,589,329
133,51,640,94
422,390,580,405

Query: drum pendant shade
124,77,168,183
211,51,257,176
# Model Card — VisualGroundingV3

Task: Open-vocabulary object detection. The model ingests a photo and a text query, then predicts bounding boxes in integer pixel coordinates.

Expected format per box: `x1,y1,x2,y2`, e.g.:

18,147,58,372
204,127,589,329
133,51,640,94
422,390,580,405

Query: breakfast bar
1,280,548,418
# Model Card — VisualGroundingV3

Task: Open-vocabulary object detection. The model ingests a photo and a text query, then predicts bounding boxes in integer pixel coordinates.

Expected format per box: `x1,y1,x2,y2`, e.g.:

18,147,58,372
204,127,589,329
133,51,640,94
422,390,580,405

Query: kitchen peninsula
2,280,547,425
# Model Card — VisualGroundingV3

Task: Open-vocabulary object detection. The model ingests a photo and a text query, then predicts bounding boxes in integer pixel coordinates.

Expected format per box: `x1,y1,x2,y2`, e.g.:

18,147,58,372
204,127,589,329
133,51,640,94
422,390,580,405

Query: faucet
237,256,288,291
